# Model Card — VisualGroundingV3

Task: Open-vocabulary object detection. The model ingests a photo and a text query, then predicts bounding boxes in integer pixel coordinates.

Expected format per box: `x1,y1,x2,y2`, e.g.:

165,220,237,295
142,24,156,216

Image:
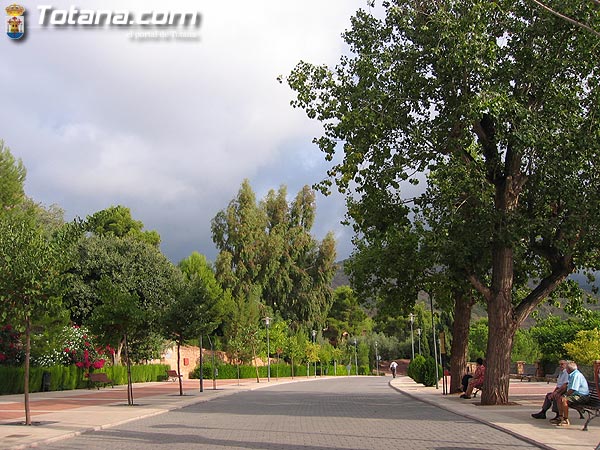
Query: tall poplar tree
285,0,600,404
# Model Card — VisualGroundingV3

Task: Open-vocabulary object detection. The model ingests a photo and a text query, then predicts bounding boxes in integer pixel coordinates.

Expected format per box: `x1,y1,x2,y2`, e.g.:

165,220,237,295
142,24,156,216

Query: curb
389,380,554,450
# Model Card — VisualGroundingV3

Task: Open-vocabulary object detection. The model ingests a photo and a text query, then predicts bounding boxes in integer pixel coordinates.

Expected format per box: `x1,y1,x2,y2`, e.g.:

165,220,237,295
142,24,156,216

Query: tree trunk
115,339,125,366
24,315,31,425
177,341,183,396
291,356,294,379
449,291,475,394
124,333,134,406
481,247,518,405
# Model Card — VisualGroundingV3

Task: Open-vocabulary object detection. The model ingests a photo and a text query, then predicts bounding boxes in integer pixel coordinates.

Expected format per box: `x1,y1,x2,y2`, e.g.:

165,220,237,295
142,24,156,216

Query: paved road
39,377,541,450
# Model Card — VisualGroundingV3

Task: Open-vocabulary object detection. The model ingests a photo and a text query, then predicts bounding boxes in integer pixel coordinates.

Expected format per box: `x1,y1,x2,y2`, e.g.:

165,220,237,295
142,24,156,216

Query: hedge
0,364,170,395
189,361,357,379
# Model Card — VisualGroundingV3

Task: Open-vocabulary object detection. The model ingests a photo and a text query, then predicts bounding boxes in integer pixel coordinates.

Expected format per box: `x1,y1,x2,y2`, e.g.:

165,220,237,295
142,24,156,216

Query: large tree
0,208,79,423
85,205,160,247
285,0,600,404
211,180,337,327
163,252,231,395
65,229,180,362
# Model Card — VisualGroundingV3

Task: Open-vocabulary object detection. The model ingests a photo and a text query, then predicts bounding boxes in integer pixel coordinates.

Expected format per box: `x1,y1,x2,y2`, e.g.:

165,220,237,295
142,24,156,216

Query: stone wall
159,345,242,379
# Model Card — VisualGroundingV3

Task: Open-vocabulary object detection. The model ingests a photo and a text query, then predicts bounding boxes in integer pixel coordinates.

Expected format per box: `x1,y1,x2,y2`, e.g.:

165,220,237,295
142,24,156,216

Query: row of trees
284,0,600,404
0,141,347,418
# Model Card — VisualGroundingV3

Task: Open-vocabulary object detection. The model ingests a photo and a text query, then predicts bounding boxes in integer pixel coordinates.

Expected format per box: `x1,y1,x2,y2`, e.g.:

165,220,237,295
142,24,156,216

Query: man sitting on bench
553,361,589,427
461,358,485,399
531,360,569,420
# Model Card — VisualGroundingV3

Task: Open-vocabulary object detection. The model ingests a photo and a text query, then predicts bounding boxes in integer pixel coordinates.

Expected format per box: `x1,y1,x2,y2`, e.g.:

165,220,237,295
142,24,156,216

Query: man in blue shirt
552,361,590,427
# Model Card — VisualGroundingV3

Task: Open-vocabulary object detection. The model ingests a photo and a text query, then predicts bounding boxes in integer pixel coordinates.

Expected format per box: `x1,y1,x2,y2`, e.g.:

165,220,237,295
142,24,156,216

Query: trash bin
42,371,51,392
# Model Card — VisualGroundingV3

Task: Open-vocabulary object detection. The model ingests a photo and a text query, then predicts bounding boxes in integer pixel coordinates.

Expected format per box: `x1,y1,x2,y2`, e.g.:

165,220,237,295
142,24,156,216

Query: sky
2,0,378,263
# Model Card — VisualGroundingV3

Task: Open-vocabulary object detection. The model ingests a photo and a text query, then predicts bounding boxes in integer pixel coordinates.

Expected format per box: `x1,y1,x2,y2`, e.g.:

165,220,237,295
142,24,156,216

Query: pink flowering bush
60,326,108,376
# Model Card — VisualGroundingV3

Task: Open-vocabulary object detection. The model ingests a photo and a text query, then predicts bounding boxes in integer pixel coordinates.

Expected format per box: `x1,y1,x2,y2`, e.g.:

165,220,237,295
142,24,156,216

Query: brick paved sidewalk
390,376,600,450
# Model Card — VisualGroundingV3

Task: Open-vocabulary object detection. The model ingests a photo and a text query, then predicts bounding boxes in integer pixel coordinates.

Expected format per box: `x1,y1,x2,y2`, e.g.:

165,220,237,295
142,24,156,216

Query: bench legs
581,410,599,431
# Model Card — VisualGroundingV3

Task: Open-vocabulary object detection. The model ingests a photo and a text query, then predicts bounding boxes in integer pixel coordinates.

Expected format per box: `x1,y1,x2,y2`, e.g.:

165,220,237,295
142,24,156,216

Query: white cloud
0,0,374,262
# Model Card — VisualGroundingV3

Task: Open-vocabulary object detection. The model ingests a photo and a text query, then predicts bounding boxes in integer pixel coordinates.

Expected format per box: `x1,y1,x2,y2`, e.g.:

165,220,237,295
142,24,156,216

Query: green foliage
407,354,426,384
325,286,370,344
163,252,230,363
64,233,179,327
88,278,146,359
0,364,168,394
0,140,26,211
85,205,160,247
189,362,311,379
468,320,488,361
564,329,600,365
212,180,337,327
286,330,307,373
511,329,542,364
224,288,262,367
29,309,71,366
0,207,79,325
407,354,441,387
422,356,441,387
529,316,584,363
0,324,23,365
102,364,170,385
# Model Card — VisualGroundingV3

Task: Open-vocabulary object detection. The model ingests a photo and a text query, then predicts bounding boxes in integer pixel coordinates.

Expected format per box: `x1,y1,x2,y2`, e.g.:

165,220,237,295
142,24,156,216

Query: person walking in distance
390,361,398,378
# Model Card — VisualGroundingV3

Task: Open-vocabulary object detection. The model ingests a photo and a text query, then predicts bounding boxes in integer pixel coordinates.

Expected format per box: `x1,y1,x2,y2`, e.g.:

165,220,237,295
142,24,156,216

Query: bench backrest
590,378,600,405
167,370,179,376
90,372,109,382
594,364,600,396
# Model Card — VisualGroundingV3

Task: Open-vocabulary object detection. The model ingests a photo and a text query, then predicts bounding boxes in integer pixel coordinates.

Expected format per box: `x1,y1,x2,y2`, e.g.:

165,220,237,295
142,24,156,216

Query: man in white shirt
531,360,569,420
390,361,398,378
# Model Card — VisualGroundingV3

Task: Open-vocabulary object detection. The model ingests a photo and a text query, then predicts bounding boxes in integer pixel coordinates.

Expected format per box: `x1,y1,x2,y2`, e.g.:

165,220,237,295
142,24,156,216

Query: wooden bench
543,365,561,384
571,383,600,431
518,371,536,382
89,372,113,389
166,369,183,382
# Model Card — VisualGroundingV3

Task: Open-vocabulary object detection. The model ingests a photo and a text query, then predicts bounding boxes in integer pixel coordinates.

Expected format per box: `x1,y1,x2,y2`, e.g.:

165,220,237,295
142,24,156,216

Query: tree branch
514,261,573,325
465,272,492,302
529,0,600,38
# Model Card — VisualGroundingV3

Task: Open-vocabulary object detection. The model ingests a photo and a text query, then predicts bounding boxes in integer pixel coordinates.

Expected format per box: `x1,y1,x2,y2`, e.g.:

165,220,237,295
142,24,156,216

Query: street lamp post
311,330,317,377
416,328,422,355
375,341,379,376
409,313,415,360
353,339,358,376
264,317,271,382
430,293,439,390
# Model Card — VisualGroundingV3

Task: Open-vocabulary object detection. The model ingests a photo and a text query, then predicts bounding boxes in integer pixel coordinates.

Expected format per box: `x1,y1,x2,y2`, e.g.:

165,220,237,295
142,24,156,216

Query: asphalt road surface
40,377,541,450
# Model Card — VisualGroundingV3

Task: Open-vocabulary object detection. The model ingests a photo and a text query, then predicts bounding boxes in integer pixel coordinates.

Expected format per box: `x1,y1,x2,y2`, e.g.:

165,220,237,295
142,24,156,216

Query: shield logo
6,4,25,40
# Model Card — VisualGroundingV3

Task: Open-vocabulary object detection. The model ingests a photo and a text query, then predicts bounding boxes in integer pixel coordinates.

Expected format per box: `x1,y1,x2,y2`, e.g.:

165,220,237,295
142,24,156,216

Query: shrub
422,356,441,387
407,354,426,384
564,329,600,365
